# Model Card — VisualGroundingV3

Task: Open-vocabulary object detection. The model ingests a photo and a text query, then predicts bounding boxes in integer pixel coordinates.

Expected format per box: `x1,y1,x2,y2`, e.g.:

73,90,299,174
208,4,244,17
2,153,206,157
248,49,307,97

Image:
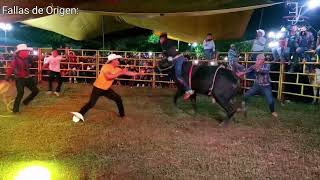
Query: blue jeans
316,46,320,57
204,49,214,60
272,47,290,62
296,47,311,61
244,83,275,113
175,56,191,91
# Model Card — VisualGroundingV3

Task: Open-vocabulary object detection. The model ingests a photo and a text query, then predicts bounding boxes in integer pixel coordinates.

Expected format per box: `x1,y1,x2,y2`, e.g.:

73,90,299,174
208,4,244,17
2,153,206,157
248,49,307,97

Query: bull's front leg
190,93,197,113
174,89,184,106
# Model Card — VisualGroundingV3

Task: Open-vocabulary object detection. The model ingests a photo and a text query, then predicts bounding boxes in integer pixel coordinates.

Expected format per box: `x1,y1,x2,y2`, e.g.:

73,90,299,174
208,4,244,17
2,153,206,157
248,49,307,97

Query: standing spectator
203,33,216,60
316,30,320,58
287,25,300,72
236,54,278,119
272,36,290,70
5,44,39,113
227,44,244,73
296,26,315,72
67,50,78,83
43,50,63,96
251,29,267,61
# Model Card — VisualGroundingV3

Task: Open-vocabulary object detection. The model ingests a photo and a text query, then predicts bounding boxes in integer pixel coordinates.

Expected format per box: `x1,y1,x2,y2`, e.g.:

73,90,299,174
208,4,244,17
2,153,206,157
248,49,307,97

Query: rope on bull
208,65,224,96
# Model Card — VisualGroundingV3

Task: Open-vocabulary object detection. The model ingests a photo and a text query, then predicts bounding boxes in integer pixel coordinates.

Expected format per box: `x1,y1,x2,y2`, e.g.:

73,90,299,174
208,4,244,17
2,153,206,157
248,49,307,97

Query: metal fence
1,46,319,101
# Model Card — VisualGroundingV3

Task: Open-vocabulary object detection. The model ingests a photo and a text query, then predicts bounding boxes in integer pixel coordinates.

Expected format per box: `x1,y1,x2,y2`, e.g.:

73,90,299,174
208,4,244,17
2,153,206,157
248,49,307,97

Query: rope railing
0,46,319,101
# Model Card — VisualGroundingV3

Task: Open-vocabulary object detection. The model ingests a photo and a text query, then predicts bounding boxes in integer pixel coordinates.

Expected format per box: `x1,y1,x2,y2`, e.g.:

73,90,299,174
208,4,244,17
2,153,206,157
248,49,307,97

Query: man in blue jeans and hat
237,54,278,119
159,33,194,100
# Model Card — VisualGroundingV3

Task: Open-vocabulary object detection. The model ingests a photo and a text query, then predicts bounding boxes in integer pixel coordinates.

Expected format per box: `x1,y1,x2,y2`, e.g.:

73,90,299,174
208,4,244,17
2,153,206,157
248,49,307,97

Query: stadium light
193,60,199,65
188,43,191,46
15,166,51,180
224,56,228,61
268,31,276,38
307,0,320,9
192,42,198,47
280,27,286,32
210,61,217,66
148,51,153,56
0,23,13,45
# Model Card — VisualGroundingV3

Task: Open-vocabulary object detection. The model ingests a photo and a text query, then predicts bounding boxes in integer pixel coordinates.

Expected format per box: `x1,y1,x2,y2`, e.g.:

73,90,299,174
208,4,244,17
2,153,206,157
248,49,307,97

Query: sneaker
46,91,52,95
183,90,194,100
54,92,60,97
272,112,278,118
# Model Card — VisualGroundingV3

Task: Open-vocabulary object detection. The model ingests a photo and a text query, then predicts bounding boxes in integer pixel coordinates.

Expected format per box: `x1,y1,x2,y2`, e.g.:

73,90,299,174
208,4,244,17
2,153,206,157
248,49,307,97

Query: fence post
277,62,284,101
243,52,249,93
96,50,99,79
152,53,156,88
38,48,42,82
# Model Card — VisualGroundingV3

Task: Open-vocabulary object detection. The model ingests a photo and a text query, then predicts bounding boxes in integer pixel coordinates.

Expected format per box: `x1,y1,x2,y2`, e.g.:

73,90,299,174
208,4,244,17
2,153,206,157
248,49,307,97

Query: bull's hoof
219,121,230,128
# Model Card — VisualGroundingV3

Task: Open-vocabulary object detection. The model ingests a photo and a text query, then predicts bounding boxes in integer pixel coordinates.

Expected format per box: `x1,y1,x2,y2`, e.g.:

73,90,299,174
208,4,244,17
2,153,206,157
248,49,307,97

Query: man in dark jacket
159,33,194,100
5,44,39,113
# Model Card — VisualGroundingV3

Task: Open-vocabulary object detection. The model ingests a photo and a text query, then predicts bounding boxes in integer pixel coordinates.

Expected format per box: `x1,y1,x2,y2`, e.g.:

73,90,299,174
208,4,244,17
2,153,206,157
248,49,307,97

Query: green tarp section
0,0,280,42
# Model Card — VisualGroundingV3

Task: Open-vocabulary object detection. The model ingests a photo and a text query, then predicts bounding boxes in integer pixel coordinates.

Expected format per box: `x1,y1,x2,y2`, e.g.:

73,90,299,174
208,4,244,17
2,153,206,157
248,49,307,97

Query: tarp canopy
0,0,280,42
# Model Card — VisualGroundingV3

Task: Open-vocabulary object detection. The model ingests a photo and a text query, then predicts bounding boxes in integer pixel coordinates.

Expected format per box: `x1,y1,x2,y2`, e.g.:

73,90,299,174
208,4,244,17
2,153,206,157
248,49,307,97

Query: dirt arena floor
0,83,320,179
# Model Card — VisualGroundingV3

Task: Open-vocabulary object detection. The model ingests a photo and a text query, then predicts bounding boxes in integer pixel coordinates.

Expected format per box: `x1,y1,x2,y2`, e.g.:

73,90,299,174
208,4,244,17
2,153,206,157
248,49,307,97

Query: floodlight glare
268,31,275,38
308,0,320,9
192,42,198,47
268,41,279,48
148,51,153,56
276,32,284,39
188,43,191,46
280,27,286,32
193,60,199,65
224,57,228,61
33,50,38,56
15,166,51,180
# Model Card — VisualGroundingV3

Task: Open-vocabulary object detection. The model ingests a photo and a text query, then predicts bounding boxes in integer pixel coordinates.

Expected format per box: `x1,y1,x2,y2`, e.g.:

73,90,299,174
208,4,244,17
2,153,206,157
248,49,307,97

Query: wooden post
277,63,284,101
38,48,42,82
96,50,99,79
152,53,156,88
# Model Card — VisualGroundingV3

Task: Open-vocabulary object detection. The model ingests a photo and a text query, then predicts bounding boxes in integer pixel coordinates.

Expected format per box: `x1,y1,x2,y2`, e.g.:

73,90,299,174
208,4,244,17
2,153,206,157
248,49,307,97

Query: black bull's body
159,60,241,125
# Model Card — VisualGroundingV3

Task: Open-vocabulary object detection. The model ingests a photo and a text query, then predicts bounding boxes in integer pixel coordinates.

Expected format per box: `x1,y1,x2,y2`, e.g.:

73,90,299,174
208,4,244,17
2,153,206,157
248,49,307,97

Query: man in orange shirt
78,54,141,119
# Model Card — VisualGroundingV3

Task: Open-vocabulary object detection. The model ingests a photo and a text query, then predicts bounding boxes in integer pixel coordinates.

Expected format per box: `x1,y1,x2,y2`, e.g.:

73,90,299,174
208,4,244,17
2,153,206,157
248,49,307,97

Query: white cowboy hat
15,44,33,53
106,54,122,64
256,29,265,37
71,112,84,123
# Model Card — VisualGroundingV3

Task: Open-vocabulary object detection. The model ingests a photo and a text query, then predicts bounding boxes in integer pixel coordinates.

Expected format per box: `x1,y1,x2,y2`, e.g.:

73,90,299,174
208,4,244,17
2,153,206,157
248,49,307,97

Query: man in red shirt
5,44,39,113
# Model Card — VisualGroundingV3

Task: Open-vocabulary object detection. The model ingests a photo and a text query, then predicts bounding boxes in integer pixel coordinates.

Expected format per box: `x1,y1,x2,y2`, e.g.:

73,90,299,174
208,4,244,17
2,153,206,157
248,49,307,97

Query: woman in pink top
43,50,63,96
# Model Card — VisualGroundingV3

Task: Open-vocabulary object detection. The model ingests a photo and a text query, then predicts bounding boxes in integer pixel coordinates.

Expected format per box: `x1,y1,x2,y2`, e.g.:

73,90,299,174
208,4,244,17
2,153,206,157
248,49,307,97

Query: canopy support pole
102,16,105,49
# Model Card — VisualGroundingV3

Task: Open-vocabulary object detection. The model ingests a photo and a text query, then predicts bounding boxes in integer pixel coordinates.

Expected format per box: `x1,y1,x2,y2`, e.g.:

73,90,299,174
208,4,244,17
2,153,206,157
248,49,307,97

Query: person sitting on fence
236,54,278,119
227,44,245,73
77,54,142,120
251,29,267,61
5,44,40,113
296,26,315,72
159,32,194,100
203,33,216,60
316,30,320,58
43,50,64,96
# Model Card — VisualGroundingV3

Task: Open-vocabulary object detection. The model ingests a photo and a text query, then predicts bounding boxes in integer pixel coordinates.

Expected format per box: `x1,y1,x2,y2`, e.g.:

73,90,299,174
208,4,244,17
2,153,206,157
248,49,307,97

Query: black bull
158,60,241,125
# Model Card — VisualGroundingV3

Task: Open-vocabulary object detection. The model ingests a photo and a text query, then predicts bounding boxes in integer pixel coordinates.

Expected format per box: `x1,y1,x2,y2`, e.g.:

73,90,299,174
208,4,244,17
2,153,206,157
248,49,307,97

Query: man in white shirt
43,50,63,96
203,33,216,60
252,29,267,59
